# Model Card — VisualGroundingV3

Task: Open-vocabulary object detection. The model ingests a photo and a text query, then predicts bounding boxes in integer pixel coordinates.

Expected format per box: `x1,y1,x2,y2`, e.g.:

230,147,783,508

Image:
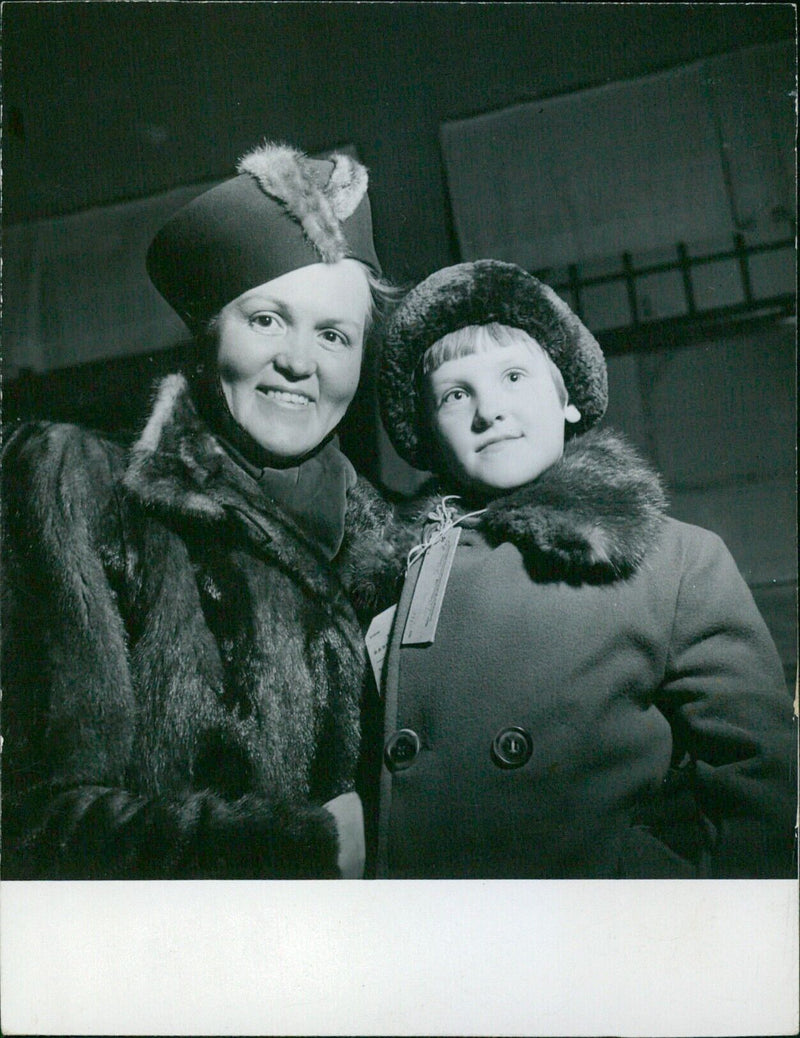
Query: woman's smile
215,260,371,460
256,385,315,408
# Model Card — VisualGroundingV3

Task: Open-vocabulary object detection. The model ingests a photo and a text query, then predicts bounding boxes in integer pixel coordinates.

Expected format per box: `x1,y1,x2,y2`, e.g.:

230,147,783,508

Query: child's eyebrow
430,375,472,398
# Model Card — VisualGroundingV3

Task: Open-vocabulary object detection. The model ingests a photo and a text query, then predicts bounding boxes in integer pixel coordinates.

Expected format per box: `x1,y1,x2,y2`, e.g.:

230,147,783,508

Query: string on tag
406,496,486,572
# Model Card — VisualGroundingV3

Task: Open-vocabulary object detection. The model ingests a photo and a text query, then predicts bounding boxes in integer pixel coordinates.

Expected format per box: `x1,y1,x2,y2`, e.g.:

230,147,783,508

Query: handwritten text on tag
402,527,460,646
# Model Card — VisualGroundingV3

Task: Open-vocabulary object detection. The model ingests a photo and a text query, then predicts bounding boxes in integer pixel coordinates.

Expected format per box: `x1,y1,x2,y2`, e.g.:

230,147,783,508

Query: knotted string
406,495,487,571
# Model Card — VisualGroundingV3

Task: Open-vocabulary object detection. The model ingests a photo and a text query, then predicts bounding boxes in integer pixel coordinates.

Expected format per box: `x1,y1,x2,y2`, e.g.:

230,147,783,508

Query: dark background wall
2,2,795,279
1,2,796,679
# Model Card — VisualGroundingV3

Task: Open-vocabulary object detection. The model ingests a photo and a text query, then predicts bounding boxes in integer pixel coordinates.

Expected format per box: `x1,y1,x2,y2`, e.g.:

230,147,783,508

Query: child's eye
506,369,527,384
249,312,284,333
441,387,468,406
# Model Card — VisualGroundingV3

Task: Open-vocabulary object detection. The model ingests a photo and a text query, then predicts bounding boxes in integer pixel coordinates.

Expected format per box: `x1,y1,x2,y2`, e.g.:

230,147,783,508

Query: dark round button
491,726,533,769
384,728,421,772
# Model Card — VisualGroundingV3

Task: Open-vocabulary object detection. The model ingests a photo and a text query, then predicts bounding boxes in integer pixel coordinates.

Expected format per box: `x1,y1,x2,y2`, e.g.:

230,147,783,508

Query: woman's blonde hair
363,265,405,340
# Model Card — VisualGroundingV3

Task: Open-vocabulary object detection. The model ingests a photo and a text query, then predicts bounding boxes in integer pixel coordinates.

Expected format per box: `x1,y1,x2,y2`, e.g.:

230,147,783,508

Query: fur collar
124,373,264,521
476,428,667,582
345,428,667,617
123,374,383,602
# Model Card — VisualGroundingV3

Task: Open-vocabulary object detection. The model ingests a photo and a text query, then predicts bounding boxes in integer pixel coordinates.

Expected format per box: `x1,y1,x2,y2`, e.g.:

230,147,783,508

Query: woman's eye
320,329,350,348
249,313,283,332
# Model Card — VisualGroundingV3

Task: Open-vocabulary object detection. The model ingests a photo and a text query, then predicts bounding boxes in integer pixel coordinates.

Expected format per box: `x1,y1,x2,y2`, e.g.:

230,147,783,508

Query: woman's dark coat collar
125,375,252,519
122,374,355,602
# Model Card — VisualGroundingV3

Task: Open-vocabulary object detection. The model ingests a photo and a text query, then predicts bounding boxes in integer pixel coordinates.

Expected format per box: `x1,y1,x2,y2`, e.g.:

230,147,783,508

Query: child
358,259,796,879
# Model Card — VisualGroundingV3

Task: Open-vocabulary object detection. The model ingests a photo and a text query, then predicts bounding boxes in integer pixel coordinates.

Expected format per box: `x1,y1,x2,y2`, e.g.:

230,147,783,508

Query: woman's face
215,260,371,460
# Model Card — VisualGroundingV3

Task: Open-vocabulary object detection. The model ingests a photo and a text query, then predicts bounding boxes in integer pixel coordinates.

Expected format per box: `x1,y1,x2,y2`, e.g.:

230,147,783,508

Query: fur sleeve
1,422,342,879
2,421,137,790
5,785,341,879
337,476,421,620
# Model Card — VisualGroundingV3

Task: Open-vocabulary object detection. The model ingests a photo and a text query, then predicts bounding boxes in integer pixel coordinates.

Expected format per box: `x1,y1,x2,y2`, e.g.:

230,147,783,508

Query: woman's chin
246,423,331,463
240,410,321,460
254,438,317,462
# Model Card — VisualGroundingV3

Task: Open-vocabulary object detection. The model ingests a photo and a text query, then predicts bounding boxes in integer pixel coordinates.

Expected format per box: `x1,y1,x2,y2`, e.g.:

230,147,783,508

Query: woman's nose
273,346,317,379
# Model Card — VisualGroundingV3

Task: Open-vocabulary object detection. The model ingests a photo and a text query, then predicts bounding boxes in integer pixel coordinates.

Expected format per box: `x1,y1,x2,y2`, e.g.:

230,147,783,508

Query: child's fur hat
379,260,608,470
147,141,380,330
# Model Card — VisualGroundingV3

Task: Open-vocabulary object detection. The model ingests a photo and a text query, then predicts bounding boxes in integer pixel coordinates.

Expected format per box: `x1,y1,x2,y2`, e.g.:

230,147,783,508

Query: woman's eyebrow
235,293,285,311
315,314,363,331
235,295,363,327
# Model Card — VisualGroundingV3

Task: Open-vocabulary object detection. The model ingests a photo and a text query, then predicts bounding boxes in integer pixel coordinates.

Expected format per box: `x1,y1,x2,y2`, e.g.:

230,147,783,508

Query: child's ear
564,403,582,424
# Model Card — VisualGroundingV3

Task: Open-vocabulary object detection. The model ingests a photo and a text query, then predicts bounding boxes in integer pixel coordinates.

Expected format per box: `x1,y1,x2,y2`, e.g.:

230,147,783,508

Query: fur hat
379,260,608,470
147,142,380,330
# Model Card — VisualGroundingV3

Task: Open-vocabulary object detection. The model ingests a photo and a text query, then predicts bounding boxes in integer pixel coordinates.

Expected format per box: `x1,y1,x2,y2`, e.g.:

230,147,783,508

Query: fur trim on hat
237,142,368,263
326,154,369,219
379,260,608,470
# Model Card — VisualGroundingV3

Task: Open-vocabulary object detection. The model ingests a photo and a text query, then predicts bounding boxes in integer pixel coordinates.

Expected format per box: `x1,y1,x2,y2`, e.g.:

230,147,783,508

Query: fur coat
1,374,389,879
352,429,797,879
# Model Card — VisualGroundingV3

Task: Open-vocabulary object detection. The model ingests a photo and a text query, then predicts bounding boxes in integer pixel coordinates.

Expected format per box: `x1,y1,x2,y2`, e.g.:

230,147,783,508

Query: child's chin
445,460,536,497
454,472,529,501
476,465,542,492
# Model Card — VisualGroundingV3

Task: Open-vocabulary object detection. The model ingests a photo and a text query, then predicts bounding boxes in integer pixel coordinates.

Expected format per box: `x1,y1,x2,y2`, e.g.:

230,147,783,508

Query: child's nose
472,395,506,431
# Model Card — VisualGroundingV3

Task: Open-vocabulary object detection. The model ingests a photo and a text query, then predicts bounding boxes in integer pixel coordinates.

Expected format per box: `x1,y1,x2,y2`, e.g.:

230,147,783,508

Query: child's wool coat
353,429,796,879
1,374,389,879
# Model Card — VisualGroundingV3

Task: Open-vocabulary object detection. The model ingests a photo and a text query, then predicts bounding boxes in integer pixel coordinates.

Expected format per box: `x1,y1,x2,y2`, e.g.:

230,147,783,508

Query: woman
1,141,394,879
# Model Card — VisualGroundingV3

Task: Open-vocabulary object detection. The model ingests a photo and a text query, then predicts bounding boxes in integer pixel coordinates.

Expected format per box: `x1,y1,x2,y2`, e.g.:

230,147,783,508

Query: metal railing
534,233,796,352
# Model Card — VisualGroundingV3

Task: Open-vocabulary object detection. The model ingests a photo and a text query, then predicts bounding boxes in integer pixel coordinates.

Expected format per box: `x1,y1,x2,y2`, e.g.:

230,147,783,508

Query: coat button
384,728,421,772
491,726,533,769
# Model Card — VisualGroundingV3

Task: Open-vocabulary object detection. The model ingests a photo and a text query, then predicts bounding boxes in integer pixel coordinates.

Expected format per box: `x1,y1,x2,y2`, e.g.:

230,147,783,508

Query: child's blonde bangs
421,322,568,404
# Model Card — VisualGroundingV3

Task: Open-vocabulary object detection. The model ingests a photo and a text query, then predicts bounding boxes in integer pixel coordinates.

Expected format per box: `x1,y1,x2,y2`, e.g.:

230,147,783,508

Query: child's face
426,338,580,492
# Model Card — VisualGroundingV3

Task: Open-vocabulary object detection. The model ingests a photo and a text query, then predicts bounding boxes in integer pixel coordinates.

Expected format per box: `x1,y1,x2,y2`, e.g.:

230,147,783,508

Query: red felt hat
147,142,380,330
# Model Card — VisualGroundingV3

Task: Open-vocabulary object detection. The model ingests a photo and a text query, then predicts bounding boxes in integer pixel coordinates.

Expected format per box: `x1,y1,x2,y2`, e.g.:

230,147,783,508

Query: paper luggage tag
365,604,397,692
402,526,461,646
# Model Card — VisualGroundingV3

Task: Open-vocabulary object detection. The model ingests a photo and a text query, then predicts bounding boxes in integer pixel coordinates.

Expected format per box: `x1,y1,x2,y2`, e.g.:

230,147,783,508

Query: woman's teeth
259,388,311,406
